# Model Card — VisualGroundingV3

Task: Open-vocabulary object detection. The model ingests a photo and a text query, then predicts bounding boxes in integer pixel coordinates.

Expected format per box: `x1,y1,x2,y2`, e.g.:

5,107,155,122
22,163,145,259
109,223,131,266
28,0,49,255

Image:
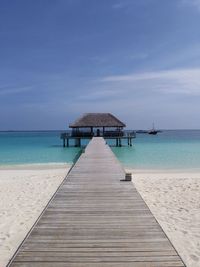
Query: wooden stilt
63,139,65,147
116,138,119,146
75,138,78,147
61,134,134,148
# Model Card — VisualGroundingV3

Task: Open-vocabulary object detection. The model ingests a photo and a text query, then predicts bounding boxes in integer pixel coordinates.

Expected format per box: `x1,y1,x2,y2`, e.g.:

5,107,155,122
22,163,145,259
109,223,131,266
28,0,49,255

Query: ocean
0,130,200,170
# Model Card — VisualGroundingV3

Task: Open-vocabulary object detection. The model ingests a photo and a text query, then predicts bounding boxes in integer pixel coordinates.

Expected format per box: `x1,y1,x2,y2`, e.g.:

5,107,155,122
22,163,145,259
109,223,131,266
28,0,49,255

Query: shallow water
0,130,200,169
0,131,80,165
112,130,200,169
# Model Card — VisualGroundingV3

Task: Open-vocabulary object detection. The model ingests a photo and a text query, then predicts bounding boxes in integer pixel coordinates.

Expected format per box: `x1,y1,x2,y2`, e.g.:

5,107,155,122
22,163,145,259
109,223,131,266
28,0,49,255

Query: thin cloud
78,89,116,101
111,0,134,10
129,53,148,60
112,0,153,10
112,3,124,9
181,0,200,12
89,56,107,64
0,85,33,95
100,68,200,95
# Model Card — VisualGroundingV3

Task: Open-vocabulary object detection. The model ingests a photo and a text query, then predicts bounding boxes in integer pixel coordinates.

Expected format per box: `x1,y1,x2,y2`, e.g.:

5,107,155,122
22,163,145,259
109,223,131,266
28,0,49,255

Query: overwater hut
61,113,135,147
69,113,125,137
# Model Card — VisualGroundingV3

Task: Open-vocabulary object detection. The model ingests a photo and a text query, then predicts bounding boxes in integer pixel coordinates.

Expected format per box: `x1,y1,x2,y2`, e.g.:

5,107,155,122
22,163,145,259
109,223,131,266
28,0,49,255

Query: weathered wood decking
8,137,185,267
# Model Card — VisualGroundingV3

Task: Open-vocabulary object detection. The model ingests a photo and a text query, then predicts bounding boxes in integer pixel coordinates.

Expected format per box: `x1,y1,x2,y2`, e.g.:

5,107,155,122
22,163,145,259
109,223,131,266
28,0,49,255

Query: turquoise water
113,130,200,169
0,131,81,165
0,130,200,169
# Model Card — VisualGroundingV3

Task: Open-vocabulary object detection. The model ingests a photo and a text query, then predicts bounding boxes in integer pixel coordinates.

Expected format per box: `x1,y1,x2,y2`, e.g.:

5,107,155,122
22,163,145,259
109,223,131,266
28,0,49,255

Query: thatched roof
69,113,126,128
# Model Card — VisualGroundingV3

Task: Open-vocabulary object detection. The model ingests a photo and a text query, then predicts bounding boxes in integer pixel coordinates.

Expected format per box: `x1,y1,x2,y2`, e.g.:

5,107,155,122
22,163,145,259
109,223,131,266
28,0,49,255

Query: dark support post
130,138,132,146
128,137,130,146
119,138,122,147
75,138,78,147
116,138,118,147
67,138,69,147
76,138,81,147
63,138,66,147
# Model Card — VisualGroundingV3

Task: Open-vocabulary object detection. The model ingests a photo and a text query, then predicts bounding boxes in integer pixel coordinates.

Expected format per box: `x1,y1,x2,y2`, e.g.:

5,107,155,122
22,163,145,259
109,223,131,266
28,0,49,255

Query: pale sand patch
126,169,200,267
0,164,69,267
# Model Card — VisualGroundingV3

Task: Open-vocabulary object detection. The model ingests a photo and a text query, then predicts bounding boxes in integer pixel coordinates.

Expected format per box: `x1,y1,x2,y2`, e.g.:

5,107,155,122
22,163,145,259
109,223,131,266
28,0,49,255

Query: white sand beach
127,169,200,267
0,164,69,267
0,165,200,267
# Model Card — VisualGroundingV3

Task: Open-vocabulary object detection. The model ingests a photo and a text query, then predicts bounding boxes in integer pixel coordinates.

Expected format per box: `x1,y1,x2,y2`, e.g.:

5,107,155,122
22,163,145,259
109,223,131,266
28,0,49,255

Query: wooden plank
8,137,185,267
21,246,175,252
11,262,185,267
17,251,179,257
14,255,181,262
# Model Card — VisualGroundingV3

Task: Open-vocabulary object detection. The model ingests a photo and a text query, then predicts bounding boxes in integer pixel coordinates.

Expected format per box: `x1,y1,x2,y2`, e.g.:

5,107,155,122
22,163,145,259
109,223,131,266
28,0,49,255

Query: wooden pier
8,137,185,267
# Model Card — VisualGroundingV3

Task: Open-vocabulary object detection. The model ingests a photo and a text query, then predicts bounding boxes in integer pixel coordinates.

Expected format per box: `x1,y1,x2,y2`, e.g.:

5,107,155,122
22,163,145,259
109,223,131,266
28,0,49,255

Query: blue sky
1,0,200,130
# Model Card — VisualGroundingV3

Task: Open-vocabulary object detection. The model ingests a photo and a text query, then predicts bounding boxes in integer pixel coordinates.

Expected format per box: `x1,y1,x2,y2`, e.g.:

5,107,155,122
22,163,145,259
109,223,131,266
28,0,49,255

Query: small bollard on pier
120,172,132,182
125,172,132,181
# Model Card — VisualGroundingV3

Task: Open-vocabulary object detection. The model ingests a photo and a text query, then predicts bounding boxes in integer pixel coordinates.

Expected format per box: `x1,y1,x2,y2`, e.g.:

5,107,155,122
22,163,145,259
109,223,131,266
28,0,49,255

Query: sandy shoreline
0,162,71,170
126,168,200,267
0,164,69,267
0,164,199,267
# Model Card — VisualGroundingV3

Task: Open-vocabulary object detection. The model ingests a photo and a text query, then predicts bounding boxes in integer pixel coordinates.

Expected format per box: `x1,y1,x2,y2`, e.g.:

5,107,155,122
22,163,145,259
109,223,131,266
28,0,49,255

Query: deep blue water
0,130,200,169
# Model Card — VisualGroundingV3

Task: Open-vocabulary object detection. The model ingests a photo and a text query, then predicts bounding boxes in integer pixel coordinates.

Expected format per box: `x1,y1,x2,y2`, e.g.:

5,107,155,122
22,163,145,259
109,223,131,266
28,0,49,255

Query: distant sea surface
0,130,200,170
